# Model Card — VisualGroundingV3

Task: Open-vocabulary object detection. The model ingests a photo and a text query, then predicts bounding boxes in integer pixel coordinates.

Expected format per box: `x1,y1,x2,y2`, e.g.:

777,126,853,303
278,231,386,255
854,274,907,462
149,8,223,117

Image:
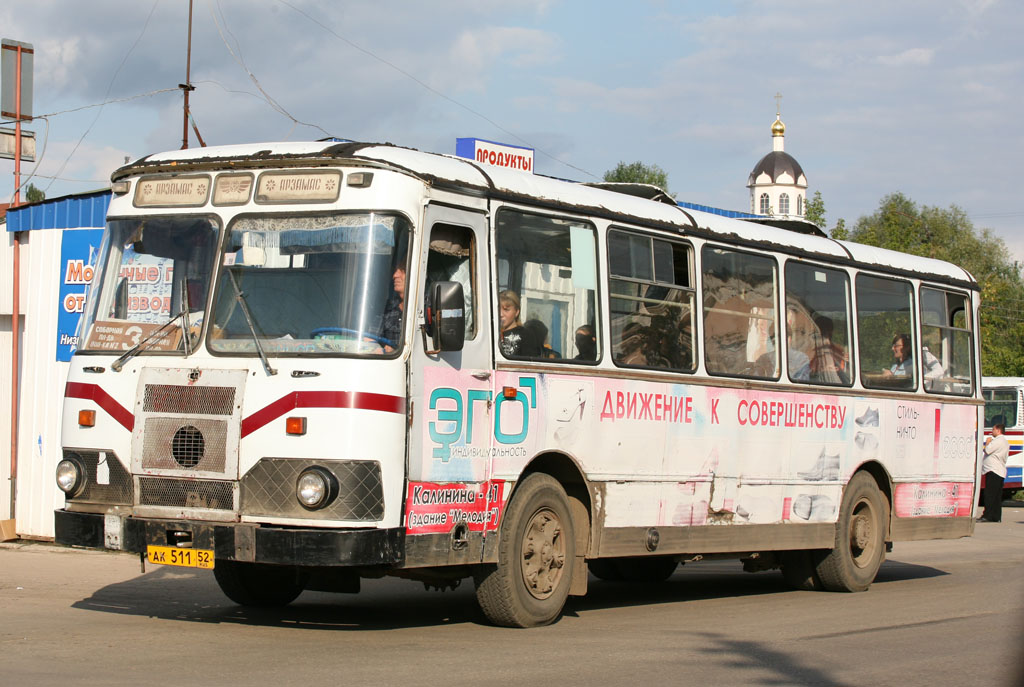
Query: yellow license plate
146,545,215,569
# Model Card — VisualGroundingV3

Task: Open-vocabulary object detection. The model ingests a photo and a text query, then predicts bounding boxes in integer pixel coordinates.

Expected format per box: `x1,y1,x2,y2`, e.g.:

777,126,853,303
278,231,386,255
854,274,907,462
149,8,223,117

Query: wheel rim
520,506,566,600
848,497,879,568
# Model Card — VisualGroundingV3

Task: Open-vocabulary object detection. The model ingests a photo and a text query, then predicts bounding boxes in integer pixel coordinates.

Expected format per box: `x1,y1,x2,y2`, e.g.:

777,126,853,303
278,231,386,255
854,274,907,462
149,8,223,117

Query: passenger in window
377,265,406,353
786,304,811,381
921,344,945,381
809,315,849,384
885,333,913,378
616,321,649,366
499,290,540,357
574,324,597,361
524,319,560,359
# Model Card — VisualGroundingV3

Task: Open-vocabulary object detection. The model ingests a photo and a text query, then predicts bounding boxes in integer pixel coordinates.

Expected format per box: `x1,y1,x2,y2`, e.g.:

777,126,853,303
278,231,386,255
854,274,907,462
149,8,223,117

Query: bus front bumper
54,509,405,567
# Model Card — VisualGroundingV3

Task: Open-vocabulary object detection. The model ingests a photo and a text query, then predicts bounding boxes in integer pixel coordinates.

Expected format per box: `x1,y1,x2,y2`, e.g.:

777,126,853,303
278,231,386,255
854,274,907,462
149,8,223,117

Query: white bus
55,141,982,627
982,377,1024,497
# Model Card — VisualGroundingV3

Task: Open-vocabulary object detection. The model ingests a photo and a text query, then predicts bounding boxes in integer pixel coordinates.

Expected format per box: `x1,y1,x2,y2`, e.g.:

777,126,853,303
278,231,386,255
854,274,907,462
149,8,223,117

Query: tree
25,183,45,203
804,190,826,229
841,192,1024,375
603,161,670,193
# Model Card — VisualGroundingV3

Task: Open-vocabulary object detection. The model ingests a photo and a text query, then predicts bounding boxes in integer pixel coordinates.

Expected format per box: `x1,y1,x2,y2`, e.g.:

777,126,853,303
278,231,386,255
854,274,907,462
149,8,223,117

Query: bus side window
784,261,852,386
608,229,695,372
920,287,973,395
424,224,475,339
702,246,779,379
856,274,915,390
494,209,599,362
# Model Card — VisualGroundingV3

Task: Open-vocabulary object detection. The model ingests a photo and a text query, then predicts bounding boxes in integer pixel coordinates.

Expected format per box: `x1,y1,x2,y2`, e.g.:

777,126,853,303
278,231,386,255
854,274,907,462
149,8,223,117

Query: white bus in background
55,141,982,627
982,377,1024,497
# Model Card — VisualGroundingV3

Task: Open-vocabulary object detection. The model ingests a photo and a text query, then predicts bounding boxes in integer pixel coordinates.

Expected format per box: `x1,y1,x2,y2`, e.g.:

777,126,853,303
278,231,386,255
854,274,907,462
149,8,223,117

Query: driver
377,265,406,352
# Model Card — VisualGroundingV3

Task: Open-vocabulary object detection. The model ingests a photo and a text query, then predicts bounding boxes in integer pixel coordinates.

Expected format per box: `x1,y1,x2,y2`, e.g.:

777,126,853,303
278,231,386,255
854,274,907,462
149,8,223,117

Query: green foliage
25,183,44,203
830,218,848,240
804,190,826,229
603,161,670,193
842,192,1024,376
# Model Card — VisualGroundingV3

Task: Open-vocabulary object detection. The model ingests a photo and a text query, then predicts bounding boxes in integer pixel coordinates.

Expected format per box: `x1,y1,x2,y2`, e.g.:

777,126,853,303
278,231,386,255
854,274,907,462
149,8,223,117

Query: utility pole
180,0,195,149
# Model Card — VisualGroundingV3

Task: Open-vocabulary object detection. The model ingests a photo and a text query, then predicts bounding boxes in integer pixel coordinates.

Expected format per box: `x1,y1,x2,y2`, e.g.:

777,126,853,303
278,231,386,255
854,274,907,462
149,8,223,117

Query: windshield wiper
111,309,190,372
226,268,277,376
179,277,193,357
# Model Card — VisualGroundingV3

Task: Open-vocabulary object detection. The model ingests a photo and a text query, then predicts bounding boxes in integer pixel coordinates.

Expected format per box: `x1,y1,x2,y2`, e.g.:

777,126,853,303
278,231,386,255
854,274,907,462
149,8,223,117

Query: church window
779,193,790,215
759,193,770,214
796,195,803,215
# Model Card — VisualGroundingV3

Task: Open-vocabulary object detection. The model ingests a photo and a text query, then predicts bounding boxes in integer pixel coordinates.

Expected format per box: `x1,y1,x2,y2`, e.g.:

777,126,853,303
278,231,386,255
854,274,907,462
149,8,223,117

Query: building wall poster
57,229,103,362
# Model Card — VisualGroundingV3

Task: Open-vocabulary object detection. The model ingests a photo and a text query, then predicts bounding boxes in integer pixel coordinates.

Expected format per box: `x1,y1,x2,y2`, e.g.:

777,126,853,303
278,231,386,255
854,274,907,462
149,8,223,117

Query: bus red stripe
64,382,135,432
240,390,406,438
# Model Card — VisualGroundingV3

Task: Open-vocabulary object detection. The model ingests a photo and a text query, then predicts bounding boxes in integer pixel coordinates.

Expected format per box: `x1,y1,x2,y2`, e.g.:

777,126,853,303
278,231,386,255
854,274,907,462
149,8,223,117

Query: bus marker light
286,416,306,435
346,172,373,187
78,410,96,427
502,386,518,399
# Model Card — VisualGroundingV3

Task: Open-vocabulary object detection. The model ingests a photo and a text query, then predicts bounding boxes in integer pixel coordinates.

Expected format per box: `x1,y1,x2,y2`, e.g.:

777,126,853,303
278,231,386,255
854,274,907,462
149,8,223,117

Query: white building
747,109,808,220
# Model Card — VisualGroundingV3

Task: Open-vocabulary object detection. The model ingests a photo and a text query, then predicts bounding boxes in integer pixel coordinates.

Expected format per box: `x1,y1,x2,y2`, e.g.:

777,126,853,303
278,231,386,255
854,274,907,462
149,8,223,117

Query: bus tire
474,473,575,627
213,561,308,607
815,472,887,592
780,550,825,591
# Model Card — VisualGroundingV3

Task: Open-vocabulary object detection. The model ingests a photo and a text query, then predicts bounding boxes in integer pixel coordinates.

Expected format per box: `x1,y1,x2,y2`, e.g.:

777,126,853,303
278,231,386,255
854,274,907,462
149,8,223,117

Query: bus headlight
296,467,338,510
56,455,86,497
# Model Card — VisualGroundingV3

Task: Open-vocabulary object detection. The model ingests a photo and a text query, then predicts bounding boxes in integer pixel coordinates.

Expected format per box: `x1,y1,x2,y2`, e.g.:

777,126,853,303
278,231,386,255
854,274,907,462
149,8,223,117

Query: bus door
406,205,498,551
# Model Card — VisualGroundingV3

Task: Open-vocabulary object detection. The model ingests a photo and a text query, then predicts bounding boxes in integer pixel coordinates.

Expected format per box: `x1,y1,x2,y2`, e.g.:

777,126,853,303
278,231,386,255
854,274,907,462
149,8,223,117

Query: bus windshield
209,212,411,356
80,216,220,354
983,387,1017,428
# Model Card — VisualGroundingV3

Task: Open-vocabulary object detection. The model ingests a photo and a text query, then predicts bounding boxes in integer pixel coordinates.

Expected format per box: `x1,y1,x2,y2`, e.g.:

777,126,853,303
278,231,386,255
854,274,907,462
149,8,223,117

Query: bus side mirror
430,281,465,352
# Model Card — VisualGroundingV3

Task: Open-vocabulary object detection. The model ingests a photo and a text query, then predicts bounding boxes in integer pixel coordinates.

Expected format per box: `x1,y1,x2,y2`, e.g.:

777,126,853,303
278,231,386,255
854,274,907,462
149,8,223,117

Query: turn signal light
78,410,96,427
502,386,518,399
286,416,306,435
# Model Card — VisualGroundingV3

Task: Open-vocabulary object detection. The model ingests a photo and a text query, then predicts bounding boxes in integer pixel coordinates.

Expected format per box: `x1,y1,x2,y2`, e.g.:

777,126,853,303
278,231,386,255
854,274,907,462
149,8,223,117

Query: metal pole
9,43,23,520
181,0,194,149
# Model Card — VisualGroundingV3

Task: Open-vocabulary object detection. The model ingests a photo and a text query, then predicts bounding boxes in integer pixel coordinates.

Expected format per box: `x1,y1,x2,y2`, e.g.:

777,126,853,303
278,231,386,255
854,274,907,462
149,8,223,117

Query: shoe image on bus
855,406,880,427
854,431,879,458
798,448,840,481
791,493,836,521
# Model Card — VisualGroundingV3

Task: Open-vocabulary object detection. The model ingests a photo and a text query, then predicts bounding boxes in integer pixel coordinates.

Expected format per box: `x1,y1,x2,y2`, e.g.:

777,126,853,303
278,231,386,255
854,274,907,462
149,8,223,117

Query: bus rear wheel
474,473,575,627
815,472,888,592
213,561,308,607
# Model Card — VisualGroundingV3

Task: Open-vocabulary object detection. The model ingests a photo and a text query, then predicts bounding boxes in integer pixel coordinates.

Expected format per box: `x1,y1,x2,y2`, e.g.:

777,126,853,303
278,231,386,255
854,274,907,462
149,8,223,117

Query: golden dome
771,116,785,137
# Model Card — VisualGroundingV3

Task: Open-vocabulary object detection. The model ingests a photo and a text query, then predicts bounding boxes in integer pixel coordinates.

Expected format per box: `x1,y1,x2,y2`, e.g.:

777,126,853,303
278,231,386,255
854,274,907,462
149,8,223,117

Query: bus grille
241,459,384,521
66,450,133,505
138,477,235,510
143,384,236,415
141,418,228,472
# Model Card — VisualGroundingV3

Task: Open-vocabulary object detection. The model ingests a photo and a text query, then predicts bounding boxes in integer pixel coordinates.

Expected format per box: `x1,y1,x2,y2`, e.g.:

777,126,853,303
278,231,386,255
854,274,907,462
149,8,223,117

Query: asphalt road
3,507,1023,687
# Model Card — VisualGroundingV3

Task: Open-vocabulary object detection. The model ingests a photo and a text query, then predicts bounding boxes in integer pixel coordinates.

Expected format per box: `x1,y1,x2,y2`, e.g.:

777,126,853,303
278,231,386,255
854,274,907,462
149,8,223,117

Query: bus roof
983,377,1024,388
121,140,977,289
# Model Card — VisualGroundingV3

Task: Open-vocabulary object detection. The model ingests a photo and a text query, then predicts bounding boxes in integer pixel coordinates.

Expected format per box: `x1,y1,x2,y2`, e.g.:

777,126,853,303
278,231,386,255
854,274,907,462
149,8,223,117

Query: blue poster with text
56,229,104,362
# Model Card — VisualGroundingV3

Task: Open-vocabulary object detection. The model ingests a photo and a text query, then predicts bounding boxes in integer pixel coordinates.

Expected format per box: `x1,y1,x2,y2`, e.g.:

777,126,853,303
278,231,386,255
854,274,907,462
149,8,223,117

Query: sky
2,0,1023,264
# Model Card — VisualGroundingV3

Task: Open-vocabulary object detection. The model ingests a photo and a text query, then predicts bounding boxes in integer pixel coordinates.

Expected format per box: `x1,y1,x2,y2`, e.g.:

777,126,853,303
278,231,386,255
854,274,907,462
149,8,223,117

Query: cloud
876,48,935,67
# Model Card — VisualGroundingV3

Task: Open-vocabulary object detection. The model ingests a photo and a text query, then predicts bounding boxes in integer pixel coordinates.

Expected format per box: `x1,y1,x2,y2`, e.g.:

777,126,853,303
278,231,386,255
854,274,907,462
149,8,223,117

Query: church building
747,103,807,220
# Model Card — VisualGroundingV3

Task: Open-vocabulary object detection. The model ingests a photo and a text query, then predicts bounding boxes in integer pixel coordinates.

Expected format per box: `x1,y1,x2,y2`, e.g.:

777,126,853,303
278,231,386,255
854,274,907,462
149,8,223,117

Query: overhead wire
209,0,332,139
272,0,599,180
42,0,162,195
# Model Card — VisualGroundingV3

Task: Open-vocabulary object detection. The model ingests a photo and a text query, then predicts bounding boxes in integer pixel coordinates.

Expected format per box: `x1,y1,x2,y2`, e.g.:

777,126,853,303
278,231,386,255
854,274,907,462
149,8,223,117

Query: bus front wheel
815,472,888,592
474,473,575,627
213,561,308,607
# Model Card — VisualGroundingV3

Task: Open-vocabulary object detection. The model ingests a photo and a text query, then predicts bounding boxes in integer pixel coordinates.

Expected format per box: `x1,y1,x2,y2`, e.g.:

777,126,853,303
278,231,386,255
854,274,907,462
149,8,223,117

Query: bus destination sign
134,175,210,207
